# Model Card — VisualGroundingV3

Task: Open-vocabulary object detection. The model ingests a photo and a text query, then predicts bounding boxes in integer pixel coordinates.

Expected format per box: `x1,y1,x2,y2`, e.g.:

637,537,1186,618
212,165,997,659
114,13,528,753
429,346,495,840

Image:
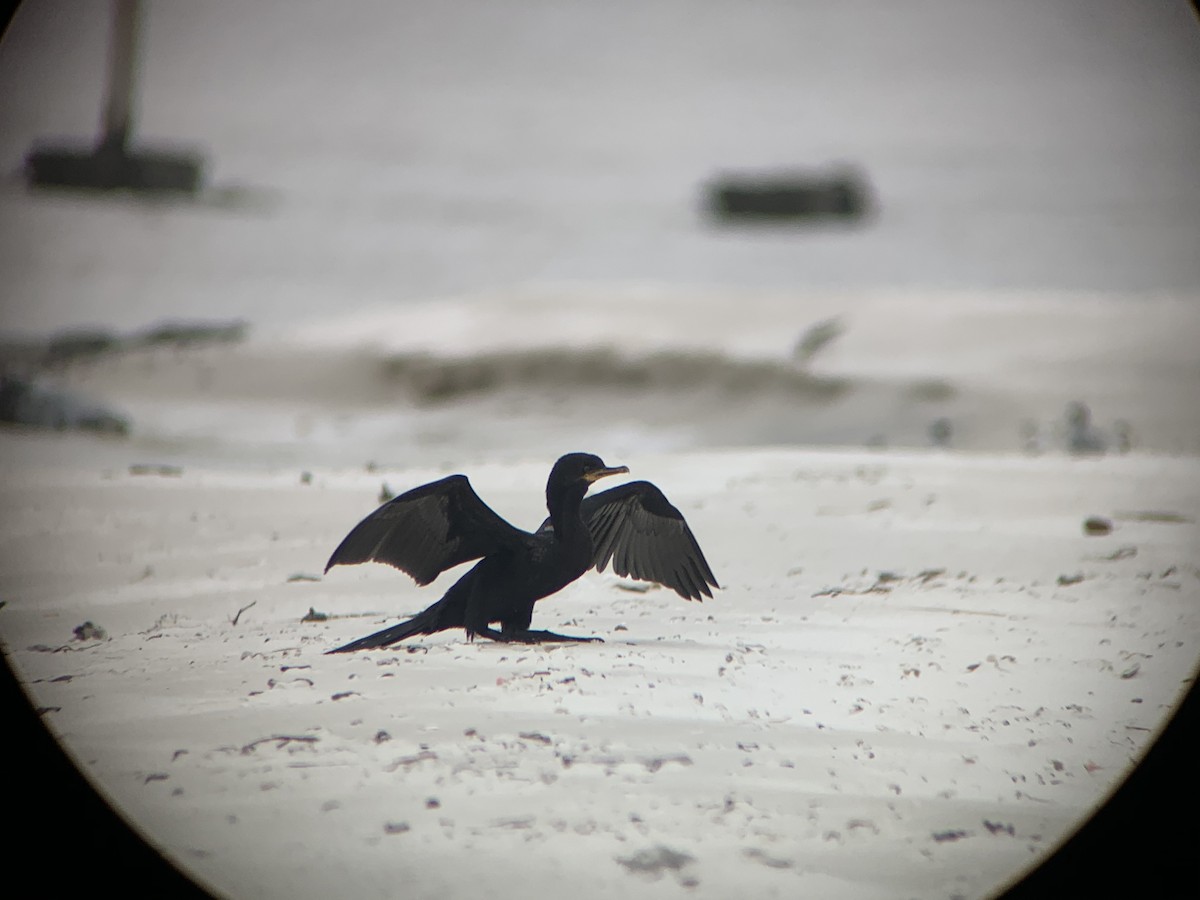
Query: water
2,0,1199,335
0,1,1198,464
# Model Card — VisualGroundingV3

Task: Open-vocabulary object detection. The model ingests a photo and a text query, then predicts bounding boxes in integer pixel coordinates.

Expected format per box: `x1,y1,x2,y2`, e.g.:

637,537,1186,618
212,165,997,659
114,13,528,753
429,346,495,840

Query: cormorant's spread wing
325,474,530,585
546,480,718,601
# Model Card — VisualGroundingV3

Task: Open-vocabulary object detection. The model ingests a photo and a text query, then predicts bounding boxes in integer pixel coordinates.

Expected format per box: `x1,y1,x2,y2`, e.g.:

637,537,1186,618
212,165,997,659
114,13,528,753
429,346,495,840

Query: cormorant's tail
326,588,467,654
325,613,436,653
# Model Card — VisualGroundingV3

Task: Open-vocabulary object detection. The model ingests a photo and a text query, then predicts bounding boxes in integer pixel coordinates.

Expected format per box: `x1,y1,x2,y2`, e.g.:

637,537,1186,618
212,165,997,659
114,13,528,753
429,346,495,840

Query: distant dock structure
23,0,205,195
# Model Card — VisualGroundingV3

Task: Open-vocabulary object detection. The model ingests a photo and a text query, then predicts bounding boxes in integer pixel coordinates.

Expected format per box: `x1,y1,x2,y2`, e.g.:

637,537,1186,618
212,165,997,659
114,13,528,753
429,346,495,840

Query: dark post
99,0,141,156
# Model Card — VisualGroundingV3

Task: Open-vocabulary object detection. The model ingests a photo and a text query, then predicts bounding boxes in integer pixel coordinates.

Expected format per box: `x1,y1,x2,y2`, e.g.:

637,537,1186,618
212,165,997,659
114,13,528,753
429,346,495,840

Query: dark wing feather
570,480,718,601
325,474,531,584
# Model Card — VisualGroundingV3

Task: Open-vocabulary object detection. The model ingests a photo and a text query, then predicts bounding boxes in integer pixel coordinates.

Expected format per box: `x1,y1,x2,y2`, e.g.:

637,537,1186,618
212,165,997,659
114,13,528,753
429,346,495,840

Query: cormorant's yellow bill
583,464,629,483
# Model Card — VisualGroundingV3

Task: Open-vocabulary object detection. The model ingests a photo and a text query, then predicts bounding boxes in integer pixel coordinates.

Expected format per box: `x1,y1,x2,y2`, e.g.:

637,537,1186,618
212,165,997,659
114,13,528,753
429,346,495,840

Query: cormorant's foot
466,625,603,644
510,629,604,644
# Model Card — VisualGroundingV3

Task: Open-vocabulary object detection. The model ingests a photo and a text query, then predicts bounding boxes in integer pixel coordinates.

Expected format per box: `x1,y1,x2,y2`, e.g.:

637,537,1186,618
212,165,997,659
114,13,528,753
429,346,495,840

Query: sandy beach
3,441,1198,899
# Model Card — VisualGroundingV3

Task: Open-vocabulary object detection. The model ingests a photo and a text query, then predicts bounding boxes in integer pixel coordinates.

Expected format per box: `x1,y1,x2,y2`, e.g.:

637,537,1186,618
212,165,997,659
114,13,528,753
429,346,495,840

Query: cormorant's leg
463,586,604,643
465,624,506,642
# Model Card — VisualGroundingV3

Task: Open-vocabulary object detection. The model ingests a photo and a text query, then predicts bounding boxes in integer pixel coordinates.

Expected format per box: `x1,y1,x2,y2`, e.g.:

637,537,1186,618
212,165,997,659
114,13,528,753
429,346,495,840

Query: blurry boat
704,165,873,223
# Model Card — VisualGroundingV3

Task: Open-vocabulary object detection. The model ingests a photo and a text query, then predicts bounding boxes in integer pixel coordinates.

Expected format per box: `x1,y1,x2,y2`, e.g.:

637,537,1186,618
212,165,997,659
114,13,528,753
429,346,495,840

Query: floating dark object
705,166,872,223
23,0,204,195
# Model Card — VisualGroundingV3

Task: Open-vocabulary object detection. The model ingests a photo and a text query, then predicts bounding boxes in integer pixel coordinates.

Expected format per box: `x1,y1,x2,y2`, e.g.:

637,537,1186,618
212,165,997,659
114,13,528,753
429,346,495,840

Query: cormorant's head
550,453,629,490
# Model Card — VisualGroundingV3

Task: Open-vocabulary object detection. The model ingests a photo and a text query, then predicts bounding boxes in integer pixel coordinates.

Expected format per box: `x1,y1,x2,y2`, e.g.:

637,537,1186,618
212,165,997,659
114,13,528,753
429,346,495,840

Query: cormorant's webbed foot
468,626,603,644
519,629,604,644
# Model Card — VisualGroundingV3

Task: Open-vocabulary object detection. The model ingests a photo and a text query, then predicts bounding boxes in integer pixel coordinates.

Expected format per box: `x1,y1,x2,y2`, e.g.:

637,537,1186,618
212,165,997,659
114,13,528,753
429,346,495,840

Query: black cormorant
324,452,717,652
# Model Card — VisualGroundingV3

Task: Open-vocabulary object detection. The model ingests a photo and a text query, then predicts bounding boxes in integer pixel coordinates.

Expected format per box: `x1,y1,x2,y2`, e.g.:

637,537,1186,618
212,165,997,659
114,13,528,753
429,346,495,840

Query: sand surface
3,446,1197,899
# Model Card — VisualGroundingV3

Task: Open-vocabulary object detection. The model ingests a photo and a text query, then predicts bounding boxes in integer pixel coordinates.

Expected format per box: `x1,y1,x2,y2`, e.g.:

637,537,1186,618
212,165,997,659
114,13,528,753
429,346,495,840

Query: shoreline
3,287,1198,472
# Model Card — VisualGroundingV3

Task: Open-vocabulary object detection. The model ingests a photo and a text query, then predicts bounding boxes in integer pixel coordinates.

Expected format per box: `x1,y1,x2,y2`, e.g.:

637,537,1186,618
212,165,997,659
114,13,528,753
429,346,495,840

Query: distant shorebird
1065,401,1106,454
928,417,953,448
1023,402,1132,456
1065,401,1131,455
